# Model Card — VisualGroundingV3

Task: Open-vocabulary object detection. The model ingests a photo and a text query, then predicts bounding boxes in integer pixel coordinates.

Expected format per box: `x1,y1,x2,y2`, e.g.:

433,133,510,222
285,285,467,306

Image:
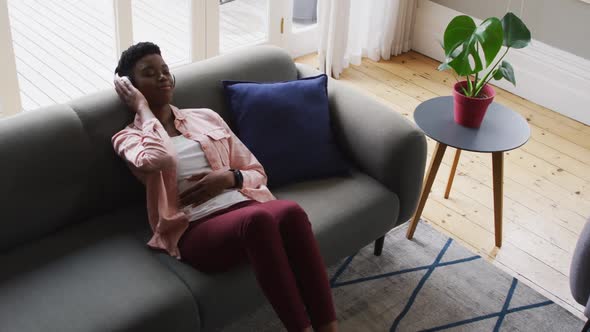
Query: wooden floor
7,0,267,112
296,52,590,320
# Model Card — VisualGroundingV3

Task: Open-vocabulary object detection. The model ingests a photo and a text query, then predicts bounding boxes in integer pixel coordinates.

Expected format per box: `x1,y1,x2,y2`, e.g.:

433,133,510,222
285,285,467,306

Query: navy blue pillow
222,74,350,188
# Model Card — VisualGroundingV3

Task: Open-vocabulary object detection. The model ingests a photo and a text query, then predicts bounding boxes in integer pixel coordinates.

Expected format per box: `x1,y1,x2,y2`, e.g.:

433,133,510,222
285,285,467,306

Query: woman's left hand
179,170,235,208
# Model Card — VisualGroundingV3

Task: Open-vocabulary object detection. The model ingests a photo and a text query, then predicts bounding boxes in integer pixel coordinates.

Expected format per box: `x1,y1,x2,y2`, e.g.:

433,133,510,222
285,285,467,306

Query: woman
112,42,338,332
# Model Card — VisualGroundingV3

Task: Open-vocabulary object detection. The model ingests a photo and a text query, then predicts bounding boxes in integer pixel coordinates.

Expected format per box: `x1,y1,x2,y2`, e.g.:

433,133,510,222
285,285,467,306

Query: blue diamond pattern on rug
330,238,554,331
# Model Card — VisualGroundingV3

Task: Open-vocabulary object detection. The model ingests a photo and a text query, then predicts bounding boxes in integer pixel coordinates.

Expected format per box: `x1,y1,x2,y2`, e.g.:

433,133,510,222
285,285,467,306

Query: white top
171,135,249,222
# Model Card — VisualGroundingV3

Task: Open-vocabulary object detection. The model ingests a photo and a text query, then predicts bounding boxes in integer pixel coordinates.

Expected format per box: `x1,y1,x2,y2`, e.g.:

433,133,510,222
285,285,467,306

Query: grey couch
571,220,590,332
0,46,426,332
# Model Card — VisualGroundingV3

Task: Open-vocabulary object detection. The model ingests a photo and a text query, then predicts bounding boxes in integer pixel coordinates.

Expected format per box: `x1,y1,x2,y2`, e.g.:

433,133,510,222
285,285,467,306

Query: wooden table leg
444,149,462,199
492,152,504,247
407,142,447,239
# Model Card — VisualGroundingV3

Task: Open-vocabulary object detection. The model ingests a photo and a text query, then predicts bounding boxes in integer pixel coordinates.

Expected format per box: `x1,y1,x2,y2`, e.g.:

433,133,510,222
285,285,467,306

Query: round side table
406,96,530,247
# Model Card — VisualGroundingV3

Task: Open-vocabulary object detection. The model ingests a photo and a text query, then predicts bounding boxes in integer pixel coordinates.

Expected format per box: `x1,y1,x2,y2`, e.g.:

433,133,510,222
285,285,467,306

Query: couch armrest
296,63,427,224
571,221,590,318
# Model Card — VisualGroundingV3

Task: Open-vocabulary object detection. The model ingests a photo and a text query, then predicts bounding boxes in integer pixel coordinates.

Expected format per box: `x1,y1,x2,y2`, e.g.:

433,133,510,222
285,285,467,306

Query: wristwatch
229,169,243,189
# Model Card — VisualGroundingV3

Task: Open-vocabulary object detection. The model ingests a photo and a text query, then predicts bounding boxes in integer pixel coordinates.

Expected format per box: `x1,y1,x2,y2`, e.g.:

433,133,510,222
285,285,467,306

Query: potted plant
438,12,531,128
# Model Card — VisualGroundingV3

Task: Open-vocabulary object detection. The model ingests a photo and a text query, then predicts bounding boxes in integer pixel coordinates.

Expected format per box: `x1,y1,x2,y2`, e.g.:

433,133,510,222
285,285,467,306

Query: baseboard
411,0,590,125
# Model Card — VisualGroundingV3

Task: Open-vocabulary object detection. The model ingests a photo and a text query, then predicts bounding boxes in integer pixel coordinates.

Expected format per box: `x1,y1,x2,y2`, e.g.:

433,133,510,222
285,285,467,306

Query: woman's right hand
114,75,149,114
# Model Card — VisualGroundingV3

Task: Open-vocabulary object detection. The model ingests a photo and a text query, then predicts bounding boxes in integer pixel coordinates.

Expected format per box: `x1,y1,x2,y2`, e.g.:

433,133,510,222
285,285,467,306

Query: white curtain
318,0,417,78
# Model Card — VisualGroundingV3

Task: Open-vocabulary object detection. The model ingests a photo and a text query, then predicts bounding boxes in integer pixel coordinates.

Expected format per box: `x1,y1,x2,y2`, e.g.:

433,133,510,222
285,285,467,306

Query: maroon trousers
178,199,336,331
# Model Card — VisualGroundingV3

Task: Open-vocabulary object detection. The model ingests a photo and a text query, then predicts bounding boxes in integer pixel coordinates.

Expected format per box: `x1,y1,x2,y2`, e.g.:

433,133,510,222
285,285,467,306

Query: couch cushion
155,170,399,331
222,74,350,188
0,207,200,332
273,170,400,264
0,105,96,252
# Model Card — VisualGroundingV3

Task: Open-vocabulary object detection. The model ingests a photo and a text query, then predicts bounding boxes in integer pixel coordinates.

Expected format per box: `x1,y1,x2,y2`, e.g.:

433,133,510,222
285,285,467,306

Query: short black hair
114,42,161,84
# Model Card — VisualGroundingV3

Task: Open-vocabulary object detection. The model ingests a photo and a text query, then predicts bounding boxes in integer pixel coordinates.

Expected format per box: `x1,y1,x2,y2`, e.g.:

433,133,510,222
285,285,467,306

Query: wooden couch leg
374,236,385,256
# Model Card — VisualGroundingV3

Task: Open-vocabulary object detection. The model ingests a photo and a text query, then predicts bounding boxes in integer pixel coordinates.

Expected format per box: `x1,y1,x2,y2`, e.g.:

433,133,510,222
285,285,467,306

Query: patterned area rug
222,223,584,331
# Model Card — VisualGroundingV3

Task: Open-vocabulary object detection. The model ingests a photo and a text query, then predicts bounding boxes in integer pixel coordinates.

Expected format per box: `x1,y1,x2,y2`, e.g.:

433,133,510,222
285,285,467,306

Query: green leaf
443,16,476,57
438,44,464,72
502,12,531,49
441,15,503,76
498,60,516,85
447,37,483,76
492,69,503,80
475,17,503,66
449,44,463,58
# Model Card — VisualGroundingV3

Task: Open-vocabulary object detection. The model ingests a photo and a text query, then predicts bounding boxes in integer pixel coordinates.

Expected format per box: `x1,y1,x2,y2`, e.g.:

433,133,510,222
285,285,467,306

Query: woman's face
132,54,174,106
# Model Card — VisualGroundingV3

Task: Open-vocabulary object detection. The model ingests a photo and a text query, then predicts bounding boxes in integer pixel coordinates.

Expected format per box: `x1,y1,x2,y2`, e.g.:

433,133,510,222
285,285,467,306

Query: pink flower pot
452,81,496,128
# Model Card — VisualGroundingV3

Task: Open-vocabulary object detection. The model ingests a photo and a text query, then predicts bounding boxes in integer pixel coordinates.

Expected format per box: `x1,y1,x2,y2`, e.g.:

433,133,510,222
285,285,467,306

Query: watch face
234,170,243,189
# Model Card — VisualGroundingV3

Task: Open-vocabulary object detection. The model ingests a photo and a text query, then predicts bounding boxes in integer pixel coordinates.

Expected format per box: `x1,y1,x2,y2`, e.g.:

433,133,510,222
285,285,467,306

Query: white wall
431,0,590,60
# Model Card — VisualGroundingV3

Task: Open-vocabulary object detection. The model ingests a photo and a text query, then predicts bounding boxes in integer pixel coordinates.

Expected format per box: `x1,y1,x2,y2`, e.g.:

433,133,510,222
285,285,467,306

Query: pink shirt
112,106,275,259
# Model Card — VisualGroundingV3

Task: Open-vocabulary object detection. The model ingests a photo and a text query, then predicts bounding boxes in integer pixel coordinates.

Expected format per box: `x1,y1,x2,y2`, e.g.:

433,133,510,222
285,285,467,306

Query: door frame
280,0,320,58
204,0,318,59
